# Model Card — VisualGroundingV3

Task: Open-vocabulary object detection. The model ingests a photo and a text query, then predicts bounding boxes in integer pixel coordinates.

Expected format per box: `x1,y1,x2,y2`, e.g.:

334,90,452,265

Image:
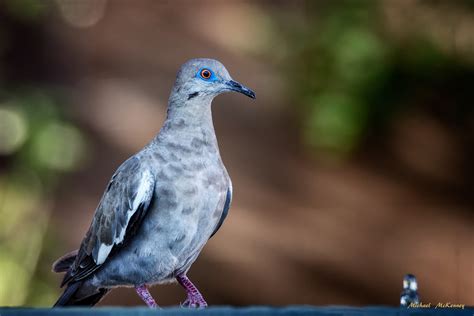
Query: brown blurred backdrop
0,0,473,307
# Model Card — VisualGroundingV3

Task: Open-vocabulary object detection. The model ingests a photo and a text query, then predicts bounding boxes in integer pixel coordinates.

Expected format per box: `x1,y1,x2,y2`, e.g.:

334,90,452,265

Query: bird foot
176,274,208,308
181,293,208,308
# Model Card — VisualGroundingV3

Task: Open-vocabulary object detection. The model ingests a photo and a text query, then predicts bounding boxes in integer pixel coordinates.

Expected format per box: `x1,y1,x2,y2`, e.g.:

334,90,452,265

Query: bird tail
52,249,109,307
54,281,109,307
52,250,78,273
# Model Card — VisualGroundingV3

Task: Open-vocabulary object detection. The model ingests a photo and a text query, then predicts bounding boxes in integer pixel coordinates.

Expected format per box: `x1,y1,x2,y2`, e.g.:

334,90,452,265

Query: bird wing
61,156,155,286
210,183,232,238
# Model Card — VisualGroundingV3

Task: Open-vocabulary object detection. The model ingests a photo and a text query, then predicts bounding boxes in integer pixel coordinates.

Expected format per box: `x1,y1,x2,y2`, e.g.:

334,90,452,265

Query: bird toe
181,295,208,308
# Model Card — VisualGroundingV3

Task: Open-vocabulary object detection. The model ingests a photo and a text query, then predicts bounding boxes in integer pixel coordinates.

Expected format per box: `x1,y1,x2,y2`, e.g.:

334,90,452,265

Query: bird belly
152,181,226,278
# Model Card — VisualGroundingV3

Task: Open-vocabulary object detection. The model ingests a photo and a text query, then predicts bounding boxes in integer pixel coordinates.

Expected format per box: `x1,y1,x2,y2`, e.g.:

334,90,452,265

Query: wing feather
210,183,232,238
61,156,155,286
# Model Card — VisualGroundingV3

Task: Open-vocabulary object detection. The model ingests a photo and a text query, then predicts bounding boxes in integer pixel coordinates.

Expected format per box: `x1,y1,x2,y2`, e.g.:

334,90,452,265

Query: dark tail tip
54,282,109,307
54,282,82,307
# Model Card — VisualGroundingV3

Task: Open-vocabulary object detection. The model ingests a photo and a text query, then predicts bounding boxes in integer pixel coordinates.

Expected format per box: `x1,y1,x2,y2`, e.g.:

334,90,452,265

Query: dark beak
226,80,256,99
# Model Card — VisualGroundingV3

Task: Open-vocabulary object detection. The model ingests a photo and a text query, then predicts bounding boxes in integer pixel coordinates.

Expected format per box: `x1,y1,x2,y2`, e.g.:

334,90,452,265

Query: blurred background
0,0,473,308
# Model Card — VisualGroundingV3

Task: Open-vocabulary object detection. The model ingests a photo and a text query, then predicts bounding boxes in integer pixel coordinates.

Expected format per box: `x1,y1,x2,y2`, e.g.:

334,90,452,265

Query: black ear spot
188,92,199,100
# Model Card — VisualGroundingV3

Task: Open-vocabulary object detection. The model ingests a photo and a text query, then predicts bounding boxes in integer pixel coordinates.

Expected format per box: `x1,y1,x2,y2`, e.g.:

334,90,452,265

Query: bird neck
166,97,214,125
156,97,218,147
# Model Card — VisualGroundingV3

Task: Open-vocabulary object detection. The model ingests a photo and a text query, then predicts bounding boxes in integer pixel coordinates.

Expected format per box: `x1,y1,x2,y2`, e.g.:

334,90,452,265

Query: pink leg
176,274,208,308
135,285,158,308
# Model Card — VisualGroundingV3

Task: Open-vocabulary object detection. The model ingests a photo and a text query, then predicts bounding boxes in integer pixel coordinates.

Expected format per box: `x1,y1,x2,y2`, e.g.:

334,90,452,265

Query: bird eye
200,69,212,80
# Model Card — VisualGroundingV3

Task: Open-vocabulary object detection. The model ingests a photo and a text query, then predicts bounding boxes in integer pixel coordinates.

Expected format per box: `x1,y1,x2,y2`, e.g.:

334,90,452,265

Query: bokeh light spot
55,0,107,28
0,107,28,155
32,122,86,171
306,94,365,154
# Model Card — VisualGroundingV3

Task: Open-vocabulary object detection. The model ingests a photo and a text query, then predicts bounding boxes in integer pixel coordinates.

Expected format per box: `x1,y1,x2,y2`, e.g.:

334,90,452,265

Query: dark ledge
0,306,472,316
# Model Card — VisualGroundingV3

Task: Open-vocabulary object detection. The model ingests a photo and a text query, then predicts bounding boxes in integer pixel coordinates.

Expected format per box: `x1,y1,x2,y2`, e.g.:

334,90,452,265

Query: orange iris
201,69,211,79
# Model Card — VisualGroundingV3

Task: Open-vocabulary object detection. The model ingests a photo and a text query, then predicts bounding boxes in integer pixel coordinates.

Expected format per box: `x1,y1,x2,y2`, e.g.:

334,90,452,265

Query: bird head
171,58,256,103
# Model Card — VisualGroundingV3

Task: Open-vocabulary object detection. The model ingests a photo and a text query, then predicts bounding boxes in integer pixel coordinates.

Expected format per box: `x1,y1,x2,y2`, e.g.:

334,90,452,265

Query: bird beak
225,80,256,99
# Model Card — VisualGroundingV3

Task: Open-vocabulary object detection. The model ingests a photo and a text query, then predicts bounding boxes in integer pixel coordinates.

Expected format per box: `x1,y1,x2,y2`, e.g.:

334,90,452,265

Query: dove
52,58,255,308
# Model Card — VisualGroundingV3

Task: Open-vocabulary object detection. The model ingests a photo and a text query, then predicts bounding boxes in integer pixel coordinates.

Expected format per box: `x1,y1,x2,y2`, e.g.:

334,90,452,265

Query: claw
181,294,208,308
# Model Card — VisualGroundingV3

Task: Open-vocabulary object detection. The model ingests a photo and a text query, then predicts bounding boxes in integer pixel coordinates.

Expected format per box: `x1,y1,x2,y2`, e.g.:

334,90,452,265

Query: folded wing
61,156,155,286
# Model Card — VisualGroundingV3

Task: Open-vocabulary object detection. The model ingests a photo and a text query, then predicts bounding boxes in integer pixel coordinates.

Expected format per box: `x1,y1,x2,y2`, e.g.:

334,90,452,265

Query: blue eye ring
197,68,217,81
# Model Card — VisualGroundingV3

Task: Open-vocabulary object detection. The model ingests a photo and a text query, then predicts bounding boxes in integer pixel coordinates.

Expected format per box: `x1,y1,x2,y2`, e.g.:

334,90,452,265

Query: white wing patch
96,244,113,265
131,169,154,211
94,169,154,265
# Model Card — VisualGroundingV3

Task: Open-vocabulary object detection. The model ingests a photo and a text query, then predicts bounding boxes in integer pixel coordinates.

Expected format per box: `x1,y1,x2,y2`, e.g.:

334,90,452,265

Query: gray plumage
53,58,255,307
